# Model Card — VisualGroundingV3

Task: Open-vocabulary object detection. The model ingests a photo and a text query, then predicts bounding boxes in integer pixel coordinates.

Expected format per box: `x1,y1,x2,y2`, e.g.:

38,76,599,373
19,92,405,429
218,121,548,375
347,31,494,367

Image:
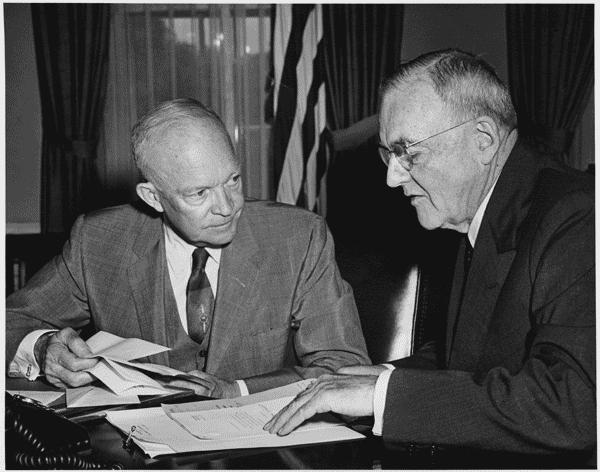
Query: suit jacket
386,141,595,453
6,200,370,393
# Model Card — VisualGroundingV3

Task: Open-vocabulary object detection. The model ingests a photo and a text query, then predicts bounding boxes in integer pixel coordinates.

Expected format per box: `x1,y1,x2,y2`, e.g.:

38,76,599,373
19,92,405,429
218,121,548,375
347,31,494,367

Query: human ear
474,117,499,164
136,182,164,213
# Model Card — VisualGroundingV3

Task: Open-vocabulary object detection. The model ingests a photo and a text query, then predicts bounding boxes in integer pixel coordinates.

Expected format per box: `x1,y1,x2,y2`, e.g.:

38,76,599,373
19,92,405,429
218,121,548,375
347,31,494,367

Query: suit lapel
127,213,171,366
447,224,516,369
206,210,261,373
446,140,541,368
444,241,465,364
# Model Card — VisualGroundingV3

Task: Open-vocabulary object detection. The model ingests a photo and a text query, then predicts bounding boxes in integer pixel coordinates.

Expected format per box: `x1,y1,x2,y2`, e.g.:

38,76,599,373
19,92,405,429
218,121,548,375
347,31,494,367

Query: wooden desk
6,379,595,469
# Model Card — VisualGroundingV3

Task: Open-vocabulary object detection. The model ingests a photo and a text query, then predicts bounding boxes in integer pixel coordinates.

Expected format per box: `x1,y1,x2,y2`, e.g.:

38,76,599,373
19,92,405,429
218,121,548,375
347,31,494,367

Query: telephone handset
6,392,122,469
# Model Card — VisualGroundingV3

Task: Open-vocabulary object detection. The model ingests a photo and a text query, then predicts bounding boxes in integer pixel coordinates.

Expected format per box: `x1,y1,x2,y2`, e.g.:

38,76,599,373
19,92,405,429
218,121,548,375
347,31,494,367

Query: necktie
464,236,474,278
186,248,214,345
457,235,474,313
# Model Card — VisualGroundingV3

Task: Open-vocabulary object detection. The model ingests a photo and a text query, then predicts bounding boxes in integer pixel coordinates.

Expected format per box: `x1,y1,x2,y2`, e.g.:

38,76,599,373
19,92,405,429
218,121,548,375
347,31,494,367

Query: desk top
6,378,595,469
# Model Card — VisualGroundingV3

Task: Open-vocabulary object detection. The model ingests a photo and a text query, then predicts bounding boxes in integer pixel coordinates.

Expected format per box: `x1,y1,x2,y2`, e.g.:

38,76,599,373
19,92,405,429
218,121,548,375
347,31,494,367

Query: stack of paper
66,331,194,408
106,380,364,457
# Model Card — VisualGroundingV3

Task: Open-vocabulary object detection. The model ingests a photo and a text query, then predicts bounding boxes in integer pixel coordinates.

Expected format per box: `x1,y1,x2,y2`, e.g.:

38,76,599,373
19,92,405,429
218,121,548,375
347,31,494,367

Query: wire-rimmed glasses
378,118,475,171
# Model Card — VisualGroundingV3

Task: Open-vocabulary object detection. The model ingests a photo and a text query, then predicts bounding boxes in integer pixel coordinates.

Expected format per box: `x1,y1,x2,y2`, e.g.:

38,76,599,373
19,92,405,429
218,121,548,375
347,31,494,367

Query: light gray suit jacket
6,200,370,392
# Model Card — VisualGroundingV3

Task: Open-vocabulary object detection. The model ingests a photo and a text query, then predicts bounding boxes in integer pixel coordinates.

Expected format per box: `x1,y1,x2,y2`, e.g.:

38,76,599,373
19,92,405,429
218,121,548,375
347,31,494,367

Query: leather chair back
353,264,420,364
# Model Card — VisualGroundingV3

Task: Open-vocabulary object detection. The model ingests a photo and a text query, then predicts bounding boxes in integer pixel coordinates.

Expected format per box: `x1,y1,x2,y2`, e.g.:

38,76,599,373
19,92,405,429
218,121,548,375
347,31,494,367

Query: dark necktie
457,235,474,313
464,236,474,278
186,248,214,345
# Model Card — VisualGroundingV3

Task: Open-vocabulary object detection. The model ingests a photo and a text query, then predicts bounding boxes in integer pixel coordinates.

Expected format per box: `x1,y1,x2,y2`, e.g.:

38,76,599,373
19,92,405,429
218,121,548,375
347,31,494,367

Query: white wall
5,3,42,232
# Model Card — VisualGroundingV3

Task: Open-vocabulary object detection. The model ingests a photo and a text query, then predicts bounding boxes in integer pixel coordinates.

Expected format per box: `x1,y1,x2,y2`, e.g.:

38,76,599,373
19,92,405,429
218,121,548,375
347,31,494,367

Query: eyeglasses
378,118,475,171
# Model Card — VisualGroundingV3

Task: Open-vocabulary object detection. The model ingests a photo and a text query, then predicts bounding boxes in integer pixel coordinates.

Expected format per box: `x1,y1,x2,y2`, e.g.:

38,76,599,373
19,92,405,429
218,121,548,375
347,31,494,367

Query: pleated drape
506,4,593,161
31,4,110,233
322,4,404,131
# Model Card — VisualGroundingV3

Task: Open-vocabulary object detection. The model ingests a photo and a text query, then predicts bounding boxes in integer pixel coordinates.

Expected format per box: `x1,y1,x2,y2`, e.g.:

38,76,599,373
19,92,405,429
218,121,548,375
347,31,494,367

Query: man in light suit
266,49,595,455
7,98,370,398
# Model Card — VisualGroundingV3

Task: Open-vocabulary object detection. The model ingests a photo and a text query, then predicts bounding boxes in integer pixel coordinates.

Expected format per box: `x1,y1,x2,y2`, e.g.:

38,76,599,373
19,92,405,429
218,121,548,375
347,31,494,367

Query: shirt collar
163,222,221,264
467,177,500,248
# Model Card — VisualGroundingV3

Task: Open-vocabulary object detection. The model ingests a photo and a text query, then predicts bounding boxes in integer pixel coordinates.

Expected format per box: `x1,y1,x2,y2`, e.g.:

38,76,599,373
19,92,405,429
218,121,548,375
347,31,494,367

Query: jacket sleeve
243,216,371,393
6,215,92,364
381,190,595,454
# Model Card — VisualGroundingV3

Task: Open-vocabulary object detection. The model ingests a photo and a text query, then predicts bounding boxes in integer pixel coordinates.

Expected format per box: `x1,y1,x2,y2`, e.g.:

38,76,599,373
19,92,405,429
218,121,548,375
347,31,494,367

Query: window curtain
98,4,272,207
506,4,594,166
322,5,404,243
31,4,110,233
322,5,404,132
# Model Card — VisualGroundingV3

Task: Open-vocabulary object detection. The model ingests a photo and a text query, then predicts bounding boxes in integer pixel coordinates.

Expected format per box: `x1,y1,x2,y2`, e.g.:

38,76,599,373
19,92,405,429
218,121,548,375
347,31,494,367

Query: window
99,4,272,203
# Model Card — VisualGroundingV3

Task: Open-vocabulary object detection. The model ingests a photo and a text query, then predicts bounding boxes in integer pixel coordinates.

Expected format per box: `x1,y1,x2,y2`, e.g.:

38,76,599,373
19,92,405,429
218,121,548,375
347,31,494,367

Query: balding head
131,98,237,184
380,49,517,134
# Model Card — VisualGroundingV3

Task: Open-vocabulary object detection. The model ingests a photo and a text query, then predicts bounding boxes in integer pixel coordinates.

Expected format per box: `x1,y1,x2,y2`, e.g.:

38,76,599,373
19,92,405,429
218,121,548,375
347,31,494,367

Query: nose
386,158,412,188
211,186,235,217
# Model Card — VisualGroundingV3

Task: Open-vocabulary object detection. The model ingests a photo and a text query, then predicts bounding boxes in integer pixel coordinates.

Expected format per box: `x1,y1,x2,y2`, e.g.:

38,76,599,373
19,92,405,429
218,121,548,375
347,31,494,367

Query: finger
45,374,68,390
337,365,386,376
45,364,94,387
265,388,316,433
263,377,323,430
169,379,212,396
50,345,98,372
64,333,94,358
274,395,327,436
185,370,217,382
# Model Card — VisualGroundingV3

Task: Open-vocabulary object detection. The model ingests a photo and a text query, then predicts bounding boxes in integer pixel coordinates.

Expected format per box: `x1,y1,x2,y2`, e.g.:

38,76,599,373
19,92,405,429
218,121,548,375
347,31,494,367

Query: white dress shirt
9,222,249,396
371,178,500,435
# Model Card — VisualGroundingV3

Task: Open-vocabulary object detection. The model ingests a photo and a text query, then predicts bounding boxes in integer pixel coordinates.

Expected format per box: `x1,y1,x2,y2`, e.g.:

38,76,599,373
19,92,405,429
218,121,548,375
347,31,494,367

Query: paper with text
168,395,343,440
164,379,314,413
106,380,364,457
106,406,364,457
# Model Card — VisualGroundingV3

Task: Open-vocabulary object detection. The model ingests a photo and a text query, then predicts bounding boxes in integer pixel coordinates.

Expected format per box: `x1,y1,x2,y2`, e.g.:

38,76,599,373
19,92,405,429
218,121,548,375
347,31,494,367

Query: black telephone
5,393,121,469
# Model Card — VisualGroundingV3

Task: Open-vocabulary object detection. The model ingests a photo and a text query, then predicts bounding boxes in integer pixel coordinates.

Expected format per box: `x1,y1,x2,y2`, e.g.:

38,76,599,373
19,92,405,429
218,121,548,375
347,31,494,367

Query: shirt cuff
236,379,249,396
8,329,57,380
372,366,395,436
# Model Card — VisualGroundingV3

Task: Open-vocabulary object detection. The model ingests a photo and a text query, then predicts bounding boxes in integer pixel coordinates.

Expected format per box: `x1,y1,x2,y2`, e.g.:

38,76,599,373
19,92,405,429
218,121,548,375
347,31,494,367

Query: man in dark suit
266,49,595,454
6,98,369,398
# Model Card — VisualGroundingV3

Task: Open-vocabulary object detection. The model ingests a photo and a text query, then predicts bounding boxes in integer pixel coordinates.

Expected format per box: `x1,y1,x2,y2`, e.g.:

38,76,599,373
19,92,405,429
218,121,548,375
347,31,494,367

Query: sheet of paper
87,358,170,395
168,395,343,440
66,385,139,408
164,379,314,413
85,331,170,361
106,406,364,458
112,359,198,381
8,390,64,406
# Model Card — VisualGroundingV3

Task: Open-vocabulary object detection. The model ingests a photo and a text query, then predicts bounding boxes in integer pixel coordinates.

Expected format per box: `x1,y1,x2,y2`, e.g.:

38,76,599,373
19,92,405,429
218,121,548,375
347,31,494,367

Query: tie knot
192,248,209,271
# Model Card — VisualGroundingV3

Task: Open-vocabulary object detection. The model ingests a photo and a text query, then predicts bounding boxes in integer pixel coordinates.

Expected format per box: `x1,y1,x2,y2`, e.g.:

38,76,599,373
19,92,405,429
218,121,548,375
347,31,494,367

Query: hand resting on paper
168,370,241,398
264,374,377,436
34,327,98,389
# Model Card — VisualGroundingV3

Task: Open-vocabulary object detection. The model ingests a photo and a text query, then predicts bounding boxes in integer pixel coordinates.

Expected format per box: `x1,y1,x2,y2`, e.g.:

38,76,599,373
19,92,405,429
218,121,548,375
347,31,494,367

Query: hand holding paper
35,327,98,389
83,331,173,396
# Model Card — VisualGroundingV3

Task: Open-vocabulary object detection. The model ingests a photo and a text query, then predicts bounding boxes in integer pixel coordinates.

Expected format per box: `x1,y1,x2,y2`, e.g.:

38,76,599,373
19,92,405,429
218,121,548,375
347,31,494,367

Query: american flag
272,4,328,214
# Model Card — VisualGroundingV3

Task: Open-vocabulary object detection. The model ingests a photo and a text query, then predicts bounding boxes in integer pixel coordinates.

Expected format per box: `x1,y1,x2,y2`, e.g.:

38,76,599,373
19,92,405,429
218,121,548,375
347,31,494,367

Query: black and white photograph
4,3,595,469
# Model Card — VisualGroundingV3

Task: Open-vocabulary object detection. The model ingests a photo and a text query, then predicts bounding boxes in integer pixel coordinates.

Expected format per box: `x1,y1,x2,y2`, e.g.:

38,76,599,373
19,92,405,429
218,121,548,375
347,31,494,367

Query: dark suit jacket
6,200,370,393
386,141,595,453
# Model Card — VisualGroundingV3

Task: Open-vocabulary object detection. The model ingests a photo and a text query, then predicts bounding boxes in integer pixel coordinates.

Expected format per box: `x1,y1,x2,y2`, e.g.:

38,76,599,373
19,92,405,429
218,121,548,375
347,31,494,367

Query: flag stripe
299,39,326,208
273,4,329,214
272,5,313,186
